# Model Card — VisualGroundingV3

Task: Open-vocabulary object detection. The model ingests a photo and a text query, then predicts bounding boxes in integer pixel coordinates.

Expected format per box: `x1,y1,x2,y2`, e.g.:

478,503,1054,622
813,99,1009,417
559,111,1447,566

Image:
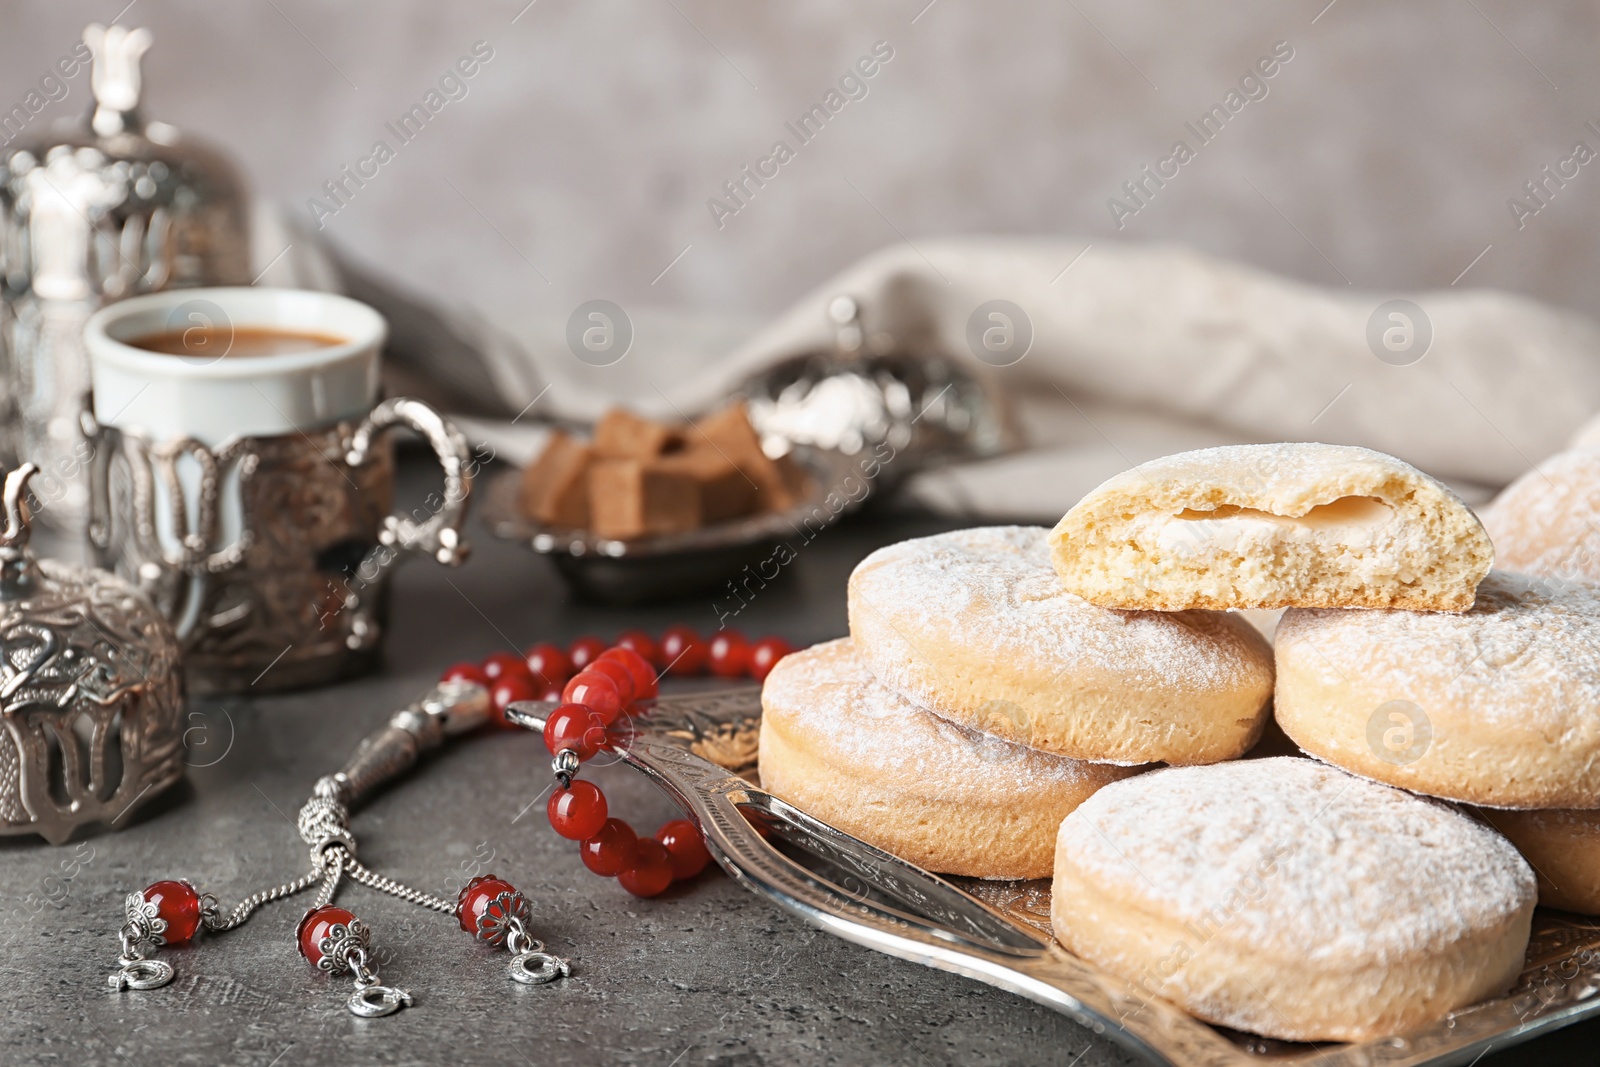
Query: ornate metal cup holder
507,687,1600,1067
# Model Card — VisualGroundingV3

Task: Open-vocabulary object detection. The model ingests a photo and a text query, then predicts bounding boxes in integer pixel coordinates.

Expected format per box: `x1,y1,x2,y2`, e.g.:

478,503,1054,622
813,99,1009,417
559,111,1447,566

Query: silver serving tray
479,447,862,603
506,689,1600,1067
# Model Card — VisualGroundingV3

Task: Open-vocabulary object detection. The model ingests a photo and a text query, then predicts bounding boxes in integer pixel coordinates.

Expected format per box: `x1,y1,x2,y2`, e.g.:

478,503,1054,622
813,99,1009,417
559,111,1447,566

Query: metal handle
338,398,473,651
346,396,473,570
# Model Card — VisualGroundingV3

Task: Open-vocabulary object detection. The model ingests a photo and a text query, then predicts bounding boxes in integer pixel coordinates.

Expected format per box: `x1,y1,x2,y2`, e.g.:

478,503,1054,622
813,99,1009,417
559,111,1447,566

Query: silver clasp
509,950,571,986
347,982,413,1018
109,957,174,991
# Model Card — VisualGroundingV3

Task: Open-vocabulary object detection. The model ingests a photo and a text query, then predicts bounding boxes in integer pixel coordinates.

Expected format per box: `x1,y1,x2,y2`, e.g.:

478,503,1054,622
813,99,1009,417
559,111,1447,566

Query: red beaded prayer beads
617,839,674,898
707,629,750,678
656,820,711,880
659,625,707,676
567,635,607,673
748,636,792,682
579,819,636,877
547,781,608,840
444,625,794,897
524,643,570,688
141,880,202,945
455,875,536,949
297,905,358,968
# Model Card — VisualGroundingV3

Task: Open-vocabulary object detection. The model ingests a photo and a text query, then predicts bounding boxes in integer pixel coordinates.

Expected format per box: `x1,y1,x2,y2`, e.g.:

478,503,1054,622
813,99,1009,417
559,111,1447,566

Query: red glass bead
440,661,489,687
543,703,609,760
656,820,712,880
537,682,565,703
548,781,608,840
297,905,357,967
615,629,661,668
599,647,657,700
579,818,637,877
142,880,202,945
489,673,538,728
524,642,571,688
586,656,636,704
568,635,608,673
482,651,531,683
660,625,706,676
456,874,518,936
748,636,793,682
618,838,674,898
562,670,622,724
708,629,750,679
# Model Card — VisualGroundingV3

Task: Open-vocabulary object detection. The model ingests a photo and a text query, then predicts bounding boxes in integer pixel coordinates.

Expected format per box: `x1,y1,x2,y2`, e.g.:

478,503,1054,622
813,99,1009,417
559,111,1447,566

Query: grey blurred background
2,0,1594,325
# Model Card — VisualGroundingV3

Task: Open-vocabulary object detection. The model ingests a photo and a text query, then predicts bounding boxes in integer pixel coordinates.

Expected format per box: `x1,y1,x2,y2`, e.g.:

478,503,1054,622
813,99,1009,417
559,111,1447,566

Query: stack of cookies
758,440,1600,1043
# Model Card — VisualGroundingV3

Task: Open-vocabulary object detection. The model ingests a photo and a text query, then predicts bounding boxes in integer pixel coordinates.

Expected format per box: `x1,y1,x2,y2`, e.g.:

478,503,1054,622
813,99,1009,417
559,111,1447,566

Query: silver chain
313,847,347,909
107,681,540,1009
200,870,322,933
345,856,455,913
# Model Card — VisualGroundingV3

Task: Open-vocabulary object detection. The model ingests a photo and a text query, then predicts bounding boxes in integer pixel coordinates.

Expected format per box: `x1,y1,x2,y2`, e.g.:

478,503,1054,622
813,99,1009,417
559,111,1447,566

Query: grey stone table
1,462,1593,1067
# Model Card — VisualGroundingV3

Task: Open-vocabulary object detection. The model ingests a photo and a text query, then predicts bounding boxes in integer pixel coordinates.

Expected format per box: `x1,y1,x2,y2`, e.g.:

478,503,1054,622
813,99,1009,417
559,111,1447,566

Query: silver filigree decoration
317,919,372,976
474,890,532,947
123,890,167,947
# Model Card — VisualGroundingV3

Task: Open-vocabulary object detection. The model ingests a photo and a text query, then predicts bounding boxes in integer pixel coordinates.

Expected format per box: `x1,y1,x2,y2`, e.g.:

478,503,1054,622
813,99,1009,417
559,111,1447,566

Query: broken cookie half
1049,443,1493,612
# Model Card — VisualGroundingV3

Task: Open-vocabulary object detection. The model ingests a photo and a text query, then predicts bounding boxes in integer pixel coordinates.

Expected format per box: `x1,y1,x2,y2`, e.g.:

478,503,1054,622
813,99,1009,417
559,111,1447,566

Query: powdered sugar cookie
758,638,1138,879
1477,807,1600,915
1480,448,1600,584
847,526,1273,765
1052,757,1535,1042
1275,571,1600,808
1050,443,1493,612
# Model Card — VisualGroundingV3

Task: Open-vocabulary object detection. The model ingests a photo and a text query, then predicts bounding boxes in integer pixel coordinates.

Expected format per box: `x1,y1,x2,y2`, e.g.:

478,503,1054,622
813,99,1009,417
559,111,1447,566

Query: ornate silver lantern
0,464,184,843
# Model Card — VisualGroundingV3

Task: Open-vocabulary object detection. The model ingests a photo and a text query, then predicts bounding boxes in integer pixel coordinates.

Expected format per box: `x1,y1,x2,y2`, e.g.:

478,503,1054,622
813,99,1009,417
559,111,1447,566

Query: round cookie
1477,808,1600,915
847,526,1273,765
759,638,1139,879
1275,571,1600,808
1049,443,1493,612
1480,448,1600,583
1052,757,1536,1043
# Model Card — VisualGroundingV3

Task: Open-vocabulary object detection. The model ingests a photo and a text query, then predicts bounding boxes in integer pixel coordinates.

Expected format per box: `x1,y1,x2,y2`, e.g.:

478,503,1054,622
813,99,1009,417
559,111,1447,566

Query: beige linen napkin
282,219,1600,519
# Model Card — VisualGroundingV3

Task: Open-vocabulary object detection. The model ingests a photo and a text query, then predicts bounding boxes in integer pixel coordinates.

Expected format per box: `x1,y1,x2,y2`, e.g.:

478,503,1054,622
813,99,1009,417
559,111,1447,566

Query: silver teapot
0,23,251,530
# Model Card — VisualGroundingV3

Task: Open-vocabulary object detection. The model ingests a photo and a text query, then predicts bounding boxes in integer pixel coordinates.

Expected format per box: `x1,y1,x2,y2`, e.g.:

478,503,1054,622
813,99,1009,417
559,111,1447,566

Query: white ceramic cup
85,286,385,445
81,287,472,694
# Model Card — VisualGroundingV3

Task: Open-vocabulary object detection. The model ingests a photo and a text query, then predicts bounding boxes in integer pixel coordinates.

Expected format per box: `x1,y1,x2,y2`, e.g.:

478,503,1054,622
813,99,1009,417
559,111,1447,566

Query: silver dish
480,447,862,603
508,688,1600,1067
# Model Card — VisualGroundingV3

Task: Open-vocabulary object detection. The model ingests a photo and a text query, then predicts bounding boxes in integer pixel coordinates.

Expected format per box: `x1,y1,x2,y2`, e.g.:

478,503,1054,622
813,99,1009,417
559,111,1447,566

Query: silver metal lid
0,463,185,843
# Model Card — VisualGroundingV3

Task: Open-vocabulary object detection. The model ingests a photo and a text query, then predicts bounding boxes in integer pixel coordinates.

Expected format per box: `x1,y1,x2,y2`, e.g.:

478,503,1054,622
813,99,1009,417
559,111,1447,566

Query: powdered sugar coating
761,638,1134,804
851,526,1270,698
1056,757,1535,964
1275,570,1600,808
1481,448,1600,583
1278,570,1600,728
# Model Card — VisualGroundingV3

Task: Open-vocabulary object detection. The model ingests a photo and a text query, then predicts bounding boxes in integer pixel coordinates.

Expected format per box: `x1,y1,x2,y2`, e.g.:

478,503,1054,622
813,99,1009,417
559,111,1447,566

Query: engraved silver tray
507,688,1600,1067
479,447,861,603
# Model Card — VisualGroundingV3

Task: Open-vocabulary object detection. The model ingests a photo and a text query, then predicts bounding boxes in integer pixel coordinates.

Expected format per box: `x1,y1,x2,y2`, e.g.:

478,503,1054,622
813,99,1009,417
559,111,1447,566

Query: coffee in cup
126,325,348,359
